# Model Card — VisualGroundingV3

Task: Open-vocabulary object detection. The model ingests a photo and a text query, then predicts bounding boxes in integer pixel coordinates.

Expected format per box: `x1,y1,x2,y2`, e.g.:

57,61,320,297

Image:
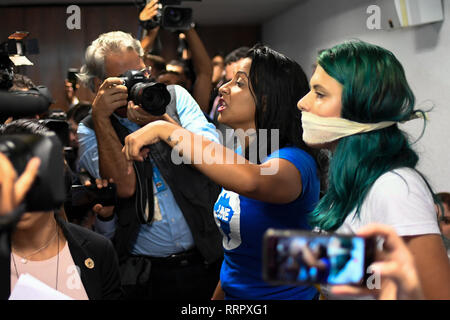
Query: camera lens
168,9,182,23
130,82,171,116
161,6,193,31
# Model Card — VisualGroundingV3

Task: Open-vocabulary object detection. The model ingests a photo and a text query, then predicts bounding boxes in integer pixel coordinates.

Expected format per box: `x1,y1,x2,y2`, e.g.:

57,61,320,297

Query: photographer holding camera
77,31,222,300
0,119,122,300
139,0,213,115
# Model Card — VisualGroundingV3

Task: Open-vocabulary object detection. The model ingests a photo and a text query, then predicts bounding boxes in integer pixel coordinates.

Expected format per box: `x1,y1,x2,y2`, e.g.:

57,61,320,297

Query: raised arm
139,0,160,53
184,28,213,114
122,121,303,204
141,28,160,54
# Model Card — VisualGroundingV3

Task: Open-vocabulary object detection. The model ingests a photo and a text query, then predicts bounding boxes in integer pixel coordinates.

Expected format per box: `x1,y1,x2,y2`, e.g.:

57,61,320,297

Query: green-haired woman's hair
309,40,430,231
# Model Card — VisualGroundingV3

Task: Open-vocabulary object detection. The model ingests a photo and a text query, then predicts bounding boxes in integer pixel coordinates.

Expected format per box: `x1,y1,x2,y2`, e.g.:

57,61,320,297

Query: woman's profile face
297,65,343,118
217,57,256,130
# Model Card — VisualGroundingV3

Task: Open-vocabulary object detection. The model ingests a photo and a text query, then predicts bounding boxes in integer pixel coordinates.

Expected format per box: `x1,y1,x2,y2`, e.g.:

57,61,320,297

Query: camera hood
0,134,66,212
0,86,53,119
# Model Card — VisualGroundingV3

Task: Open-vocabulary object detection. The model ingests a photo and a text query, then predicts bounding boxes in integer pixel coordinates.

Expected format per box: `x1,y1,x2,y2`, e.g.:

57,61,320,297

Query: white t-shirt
322,168,441,300
335,167,440,237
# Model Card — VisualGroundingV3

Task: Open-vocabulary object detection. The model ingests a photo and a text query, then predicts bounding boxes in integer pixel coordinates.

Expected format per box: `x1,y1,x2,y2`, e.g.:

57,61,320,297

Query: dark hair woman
122,44,323,300
1,119,123,300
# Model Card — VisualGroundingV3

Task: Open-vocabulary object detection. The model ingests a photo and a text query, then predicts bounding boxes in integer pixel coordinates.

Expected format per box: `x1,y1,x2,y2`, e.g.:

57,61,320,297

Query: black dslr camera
139,0,198,32
119,69,171,116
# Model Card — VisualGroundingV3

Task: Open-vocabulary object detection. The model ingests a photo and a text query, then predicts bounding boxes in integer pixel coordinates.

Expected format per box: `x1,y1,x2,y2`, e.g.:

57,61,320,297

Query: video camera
0,32,62,300
40,111,70,147
0,31,63,212
0,32,51,122
139,0,200,32
0,31,38,90
0,133,66,212
1,86,53,122
119,69,171,116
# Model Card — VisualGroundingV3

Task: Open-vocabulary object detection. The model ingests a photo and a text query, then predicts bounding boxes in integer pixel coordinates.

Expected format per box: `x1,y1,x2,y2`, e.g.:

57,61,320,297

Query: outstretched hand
139,0,160,21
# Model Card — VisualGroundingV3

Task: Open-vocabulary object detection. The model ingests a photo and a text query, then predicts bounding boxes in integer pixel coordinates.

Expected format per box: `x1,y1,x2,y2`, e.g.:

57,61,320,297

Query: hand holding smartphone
67,68,79,91
263,229,376,287
71,183,117,208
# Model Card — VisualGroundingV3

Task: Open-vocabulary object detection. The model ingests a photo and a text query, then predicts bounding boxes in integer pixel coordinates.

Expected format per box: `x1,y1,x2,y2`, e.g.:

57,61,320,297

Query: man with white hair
77,31,223,300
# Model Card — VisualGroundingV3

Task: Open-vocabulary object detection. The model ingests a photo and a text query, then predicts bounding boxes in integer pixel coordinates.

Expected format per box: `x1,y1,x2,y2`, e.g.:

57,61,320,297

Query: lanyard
150,159,167,193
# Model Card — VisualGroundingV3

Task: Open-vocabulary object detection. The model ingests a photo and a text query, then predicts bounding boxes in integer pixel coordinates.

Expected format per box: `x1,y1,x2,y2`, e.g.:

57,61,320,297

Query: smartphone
263,229,376,286
71,184,117,208
67,68,79,90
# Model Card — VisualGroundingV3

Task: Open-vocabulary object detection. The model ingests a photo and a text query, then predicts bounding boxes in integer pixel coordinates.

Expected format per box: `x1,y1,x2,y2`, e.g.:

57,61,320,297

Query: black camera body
0,86,53,124
0,134,66,212
161,5,193,32
119,69,171,116
39,119,70,147
139,0,197,32
71,184,117,209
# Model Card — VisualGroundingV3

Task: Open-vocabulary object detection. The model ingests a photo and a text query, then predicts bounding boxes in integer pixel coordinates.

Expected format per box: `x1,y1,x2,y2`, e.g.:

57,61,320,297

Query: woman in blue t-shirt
122,44,324,300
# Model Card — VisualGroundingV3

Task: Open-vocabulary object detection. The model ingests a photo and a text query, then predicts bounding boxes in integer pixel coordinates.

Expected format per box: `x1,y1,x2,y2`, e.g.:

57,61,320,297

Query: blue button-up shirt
79,85,219,257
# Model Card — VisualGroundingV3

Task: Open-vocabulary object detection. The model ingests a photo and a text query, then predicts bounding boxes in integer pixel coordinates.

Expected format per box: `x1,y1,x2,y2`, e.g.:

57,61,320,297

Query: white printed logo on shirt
213,189,241,250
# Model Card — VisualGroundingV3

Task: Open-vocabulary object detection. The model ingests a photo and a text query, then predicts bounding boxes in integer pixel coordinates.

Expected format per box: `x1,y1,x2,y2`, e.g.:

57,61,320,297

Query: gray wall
263,0,450,192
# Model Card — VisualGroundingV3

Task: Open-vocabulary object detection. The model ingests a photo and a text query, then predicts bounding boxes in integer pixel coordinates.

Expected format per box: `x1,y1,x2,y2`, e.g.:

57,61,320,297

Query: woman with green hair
297,40,450,299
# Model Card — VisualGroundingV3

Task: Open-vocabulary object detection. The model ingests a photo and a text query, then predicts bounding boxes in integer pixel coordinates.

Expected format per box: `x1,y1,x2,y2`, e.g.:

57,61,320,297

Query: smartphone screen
67,68,79,90
263,229,375,286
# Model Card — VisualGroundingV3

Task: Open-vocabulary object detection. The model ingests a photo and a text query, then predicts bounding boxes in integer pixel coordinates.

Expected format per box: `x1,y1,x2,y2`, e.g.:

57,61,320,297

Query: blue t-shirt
213,146,320,299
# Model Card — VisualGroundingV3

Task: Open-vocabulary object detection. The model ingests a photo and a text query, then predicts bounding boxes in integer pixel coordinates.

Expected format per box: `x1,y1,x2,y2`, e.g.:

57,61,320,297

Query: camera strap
80,114,155,225
108,115,155,225
79,84,180,225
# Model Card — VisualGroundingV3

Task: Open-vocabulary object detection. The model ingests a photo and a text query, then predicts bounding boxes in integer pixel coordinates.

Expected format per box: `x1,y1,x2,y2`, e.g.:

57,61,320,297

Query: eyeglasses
140,66,152,78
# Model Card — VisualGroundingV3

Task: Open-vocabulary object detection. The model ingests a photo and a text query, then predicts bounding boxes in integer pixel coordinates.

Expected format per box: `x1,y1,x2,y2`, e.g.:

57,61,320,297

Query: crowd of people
0,0,449,301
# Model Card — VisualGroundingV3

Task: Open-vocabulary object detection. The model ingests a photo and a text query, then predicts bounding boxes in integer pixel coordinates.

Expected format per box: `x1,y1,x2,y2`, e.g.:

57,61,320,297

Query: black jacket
56,215,123,300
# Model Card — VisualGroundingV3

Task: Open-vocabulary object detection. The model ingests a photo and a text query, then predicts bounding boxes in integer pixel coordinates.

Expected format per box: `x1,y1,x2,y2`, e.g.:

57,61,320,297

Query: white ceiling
0,0,302,25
